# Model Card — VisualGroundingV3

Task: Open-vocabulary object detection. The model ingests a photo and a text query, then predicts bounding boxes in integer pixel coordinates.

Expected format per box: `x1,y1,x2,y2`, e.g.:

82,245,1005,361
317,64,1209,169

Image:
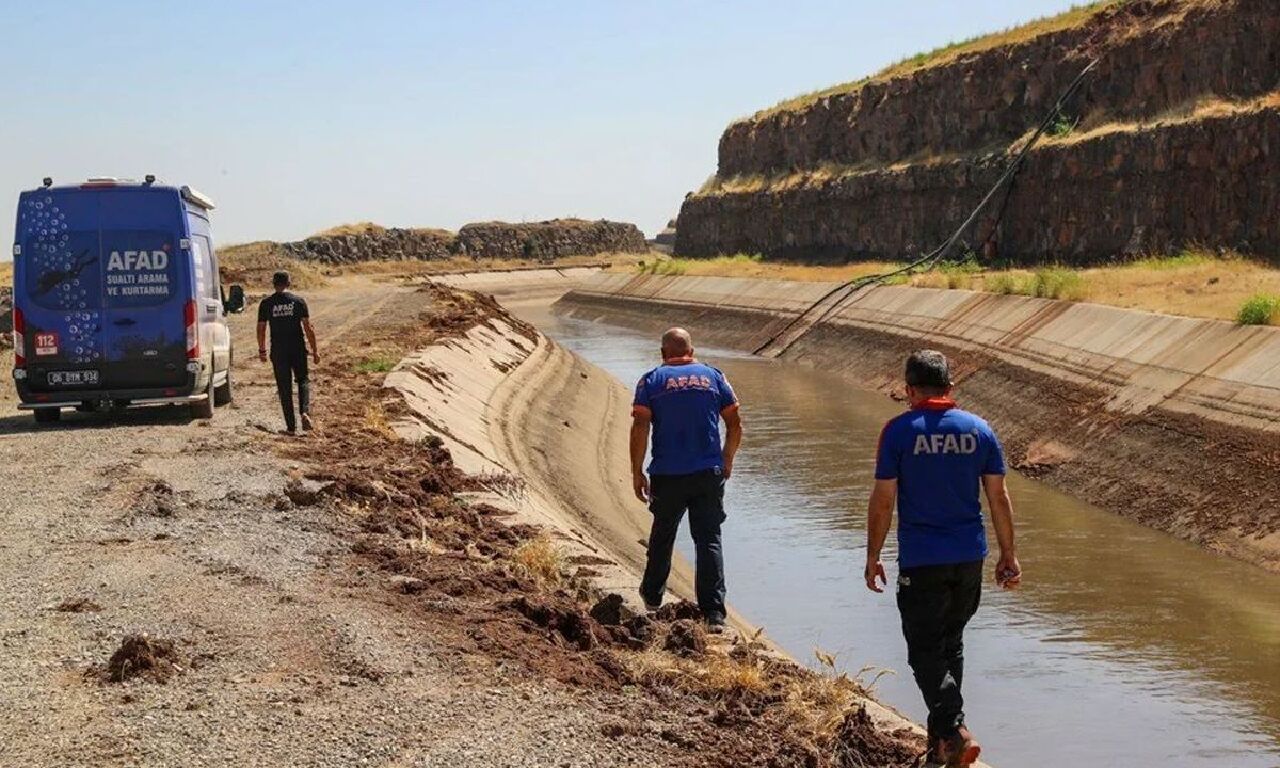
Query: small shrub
1033,269,1089,301
512,535,562,586
985,273,1027,295
1048,113,1078,138
1236,294,1280,326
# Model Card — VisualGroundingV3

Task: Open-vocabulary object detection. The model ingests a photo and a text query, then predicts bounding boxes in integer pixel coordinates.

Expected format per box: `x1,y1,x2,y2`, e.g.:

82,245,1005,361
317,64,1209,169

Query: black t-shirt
257,291,310,355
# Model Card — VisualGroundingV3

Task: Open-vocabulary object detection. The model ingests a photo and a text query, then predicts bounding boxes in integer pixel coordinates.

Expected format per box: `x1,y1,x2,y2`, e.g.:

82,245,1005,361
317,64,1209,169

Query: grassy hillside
744,1,1123,123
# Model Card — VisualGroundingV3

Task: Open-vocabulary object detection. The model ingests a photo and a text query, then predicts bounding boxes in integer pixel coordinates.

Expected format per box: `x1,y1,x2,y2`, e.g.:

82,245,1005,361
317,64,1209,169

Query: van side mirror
223,284,246,314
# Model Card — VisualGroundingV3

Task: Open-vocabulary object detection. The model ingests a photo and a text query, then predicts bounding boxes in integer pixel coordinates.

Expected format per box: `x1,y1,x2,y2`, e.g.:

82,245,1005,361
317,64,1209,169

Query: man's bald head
661,328,693,361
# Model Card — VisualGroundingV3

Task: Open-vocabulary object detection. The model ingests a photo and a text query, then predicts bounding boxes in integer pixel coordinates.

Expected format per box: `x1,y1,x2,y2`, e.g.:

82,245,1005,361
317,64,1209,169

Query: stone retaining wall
281,219,646,264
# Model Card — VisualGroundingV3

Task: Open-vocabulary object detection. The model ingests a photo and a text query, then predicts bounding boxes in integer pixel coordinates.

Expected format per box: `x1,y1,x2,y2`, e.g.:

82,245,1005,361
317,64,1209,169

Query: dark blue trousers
639,469,726,621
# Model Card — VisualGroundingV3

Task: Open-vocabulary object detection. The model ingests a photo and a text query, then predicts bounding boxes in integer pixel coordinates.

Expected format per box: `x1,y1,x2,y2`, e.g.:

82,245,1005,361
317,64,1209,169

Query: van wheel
214,369,233,406
34,408,61,424
191,380,216,420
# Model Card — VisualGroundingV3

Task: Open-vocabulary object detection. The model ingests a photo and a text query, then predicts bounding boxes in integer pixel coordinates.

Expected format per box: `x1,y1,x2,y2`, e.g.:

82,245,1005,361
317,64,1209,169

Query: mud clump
830,707,923,767
663,619,708,658
54,597,101,613
133,480,183,518
654,600,703,623
588,593,635,627
284,479,324,507
105,634,182,684
507,595,600,652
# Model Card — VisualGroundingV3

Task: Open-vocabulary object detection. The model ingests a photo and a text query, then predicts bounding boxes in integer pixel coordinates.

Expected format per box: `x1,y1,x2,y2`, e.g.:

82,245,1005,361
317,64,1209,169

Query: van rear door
16,189,108,391
98,189,189,390
16,186,191,394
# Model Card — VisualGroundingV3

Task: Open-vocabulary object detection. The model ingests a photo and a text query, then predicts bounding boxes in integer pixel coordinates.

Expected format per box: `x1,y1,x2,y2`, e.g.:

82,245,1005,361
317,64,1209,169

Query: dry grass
361,402,397,439
623,647,770,696
622,644,889,752
746,1,1128,123
622,254,903,283
0,261,12,285
218,241,329,290
511,535,563,587
311,222,455,239
643,250,1280,323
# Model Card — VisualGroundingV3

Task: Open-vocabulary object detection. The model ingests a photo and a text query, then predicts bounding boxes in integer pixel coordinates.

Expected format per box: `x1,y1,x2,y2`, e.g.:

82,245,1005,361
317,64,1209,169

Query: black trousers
896,559,984,739
639,469,726,621
270,350,310,431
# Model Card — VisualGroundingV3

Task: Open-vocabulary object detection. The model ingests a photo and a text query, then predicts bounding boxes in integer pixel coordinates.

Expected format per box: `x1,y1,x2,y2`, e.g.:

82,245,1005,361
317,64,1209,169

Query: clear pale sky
1,1,1085,249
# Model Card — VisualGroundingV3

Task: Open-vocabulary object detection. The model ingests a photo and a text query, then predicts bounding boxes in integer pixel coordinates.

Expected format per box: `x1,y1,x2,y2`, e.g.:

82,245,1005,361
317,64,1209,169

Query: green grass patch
1236,294,1280,326
1032,268,1090,301
354,356,398,374
1123,250,1216,271
985,273,1032,295
637,253,763,277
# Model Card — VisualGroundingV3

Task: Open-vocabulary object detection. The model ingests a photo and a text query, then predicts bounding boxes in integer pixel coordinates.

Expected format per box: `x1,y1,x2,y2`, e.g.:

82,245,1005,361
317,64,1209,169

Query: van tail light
184,299,199,360
12,306,25,368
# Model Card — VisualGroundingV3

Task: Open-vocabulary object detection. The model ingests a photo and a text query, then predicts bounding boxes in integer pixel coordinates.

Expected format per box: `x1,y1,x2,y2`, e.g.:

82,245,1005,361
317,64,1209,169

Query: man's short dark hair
272,271,290,288
905,350,951,392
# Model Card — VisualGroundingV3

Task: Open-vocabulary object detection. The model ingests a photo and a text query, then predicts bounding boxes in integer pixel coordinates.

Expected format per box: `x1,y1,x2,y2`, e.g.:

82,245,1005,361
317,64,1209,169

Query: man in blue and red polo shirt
864,350,1021,767
631,327,743,632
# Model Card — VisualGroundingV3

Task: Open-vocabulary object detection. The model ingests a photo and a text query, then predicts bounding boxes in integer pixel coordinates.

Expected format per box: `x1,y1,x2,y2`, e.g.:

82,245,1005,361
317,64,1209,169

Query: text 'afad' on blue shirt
874,398,1007,569
632,357,739,477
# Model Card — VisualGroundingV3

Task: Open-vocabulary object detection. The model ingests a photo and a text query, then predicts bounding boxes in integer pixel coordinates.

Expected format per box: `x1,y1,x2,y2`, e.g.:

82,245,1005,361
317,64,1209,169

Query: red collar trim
663,356,696,365
913,397,957,411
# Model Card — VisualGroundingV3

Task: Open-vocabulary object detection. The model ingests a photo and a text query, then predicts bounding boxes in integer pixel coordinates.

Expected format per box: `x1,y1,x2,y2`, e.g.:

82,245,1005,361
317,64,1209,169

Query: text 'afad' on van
10,176,246,424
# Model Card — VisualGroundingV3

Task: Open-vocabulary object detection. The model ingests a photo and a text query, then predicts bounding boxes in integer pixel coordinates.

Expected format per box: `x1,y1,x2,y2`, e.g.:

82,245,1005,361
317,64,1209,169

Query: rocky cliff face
720,0,1279,176
679,0,1280,264
679,106,1280,264
454,220,646,260
281,219,646,264
282,228,454,263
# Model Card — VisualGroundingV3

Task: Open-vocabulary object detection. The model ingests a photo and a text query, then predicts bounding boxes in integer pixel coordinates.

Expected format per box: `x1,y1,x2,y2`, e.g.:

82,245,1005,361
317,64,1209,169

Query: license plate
47,370,100,386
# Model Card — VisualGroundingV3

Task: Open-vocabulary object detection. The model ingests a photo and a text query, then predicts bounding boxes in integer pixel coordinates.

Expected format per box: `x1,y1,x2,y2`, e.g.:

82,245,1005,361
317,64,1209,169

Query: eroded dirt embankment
559,274,1280,573
376,282,939,766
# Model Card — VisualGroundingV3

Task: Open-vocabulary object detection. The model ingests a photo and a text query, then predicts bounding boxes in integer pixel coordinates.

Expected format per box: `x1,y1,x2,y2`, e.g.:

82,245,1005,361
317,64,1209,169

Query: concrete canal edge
382,292,960,757
558,273,1280,574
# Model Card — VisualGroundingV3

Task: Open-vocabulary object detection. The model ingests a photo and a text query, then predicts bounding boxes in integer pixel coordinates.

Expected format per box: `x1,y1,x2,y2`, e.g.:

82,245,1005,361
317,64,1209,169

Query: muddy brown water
519,305,1280,767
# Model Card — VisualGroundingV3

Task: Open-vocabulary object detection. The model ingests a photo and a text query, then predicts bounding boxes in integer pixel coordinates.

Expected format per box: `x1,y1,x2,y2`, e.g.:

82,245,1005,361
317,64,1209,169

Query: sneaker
941,726,981,767
282,427,298,436
705,616,727,635
301,413,314,431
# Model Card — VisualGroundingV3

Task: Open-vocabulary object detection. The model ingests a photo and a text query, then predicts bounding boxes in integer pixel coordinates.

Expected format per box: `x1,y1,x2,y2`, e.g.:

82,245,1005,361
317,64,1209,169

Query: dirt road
0,278,687,767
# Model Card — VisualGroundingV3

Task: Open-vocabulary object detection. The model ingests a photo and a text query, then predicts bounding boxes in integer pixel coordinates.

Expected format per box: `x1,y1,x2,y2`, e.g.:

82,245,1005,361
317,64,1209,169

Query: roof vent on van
180,186,216,211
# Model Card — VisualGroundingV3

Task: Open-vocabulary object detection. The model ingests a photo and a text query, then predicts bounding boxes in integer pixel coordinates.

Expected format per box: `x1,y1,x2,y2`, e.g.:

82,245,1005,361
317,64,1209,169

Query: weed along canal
515,304,1280,767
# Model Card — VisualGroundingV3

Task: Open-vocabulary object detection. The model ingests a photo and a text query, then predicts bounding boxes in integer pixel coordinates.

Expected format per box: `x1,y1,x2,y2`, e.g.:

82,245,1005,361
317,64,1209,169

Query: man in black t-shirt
256,271,319,434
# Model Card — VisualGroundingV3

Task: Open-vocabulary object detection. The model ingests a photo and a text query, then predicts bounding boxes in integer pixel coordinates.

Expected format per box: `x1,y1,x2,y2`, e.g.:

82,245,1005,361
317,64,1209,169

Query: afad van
10,176,245,424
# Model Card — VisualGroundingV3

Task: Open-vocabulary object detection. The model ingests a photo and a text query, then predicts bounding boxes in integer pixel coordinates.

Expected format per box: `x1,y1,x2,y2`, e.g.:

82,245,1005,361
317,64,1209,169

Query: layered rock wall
680,0,1280,263
455,220,646,260
282,219,646,264
679,106,1280,264
720,0,1279,176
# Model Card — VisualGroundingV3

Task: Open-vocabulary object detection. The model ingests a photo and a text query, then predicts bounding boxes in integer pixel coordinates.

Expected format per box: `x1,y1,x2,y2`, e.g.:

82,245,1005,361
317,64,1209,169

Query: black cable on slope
751,58,1100,357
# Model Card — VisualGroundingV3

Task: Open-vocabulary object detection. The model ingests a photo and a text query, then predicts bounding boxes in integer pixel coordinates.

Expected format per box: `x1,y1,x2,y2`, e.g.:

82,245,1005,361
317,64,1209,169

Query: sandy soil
0,275,927,767
0,280,692,767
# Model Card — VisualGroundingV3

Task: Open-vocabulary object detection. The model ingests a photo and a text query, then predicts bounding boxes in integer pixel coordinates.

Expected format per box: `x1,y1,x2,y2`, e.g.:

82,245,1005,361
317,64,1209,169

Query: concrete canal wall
559,273,1280,572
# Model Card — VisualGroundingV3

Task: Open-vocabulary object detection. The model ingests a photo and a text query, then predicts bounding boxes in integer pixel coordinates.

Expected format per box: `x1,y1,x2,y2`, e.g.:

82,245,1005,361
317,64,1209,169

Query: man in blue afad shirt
865,350,1020,768
631,328,743,633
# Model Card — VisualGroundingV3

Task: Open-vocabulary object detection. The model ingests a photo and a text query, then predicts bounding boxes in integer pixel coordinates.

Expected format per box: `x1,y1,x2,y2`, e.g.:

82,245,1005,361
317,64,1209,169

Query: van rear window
24,230,103,311
103,230,180,307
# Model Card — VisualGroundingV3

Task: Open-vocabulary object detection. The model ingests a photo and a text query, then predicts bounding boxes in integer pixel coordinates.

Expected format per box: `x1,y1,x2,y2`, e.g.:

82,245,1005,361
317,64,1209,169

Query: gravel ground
0,279,687,767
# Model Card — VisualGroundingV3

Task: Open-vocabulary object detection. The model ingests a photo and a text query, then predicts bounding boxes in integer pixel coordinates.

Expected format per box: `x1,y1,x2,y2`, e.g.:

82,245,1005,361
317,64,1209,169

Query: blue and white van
10,177,244,423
